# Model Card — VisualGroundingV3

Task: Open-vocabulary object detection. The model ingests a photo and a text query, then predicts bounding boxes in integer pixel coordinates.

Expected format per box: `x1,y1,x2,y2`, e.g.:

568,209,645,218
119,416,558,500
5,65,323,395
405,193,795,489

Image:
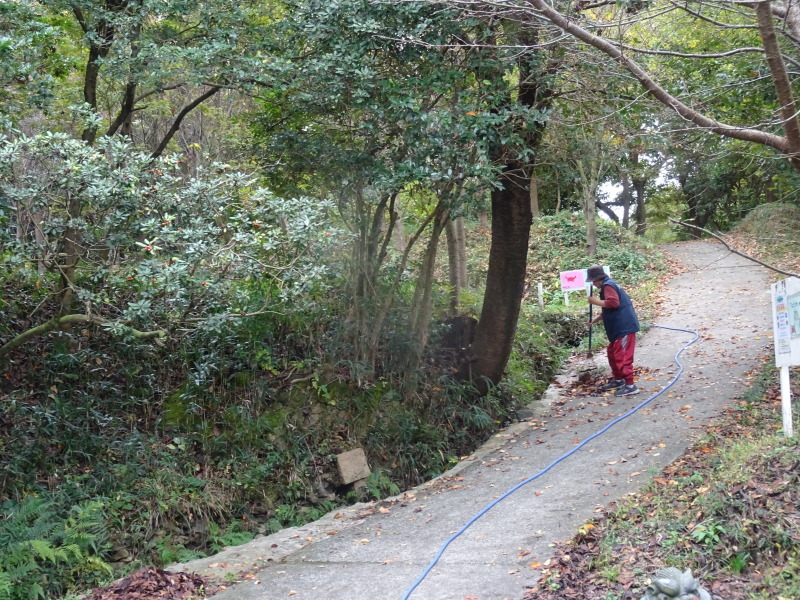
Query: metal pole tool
587,285,594,358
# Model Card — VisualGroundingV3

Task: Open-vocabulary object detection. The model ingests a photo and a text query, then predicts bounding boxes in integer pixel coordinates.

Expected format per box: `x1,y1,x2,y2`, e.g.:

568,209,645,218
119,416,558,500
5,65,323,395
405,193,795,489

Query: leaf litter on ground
87,567,217,599
523,367,800,600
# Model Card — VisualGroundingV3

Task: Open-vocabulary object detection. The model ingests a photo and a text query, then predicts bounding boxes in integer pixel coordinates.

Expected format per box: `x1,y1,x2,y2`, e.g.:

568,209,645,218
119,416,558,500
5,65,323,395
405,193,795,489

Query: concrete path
171,240,773,600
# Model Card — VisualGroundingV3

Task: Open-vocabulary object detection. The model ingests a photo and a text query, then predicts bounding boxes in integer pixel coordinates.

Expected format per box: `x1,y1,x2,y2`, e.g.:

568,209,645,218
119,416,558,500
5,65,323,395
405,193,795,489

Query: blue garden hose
401,324,699,600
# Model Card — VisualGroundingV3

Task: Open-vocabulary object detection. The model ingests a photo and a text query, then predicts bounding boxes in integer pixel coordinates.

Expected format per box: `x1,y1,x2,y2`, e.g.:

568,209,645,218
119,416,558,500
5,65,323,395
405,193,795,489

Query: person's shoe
599,378,625,391
614,384,640,397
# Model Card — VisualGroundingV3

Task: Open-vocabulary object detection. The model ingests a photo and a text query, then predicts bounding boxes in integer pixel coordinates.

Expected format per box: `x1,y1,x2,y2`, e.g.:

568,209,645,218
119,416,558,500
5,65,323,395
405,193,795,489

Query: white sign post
770,277,800,437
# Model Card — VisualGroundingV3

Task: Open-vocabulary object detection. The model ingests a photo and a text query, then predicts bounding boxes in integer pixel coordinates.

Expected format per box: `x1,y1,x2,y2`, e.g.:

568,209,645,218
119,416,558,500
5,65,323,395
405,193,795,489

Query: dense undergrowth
0,214,663,598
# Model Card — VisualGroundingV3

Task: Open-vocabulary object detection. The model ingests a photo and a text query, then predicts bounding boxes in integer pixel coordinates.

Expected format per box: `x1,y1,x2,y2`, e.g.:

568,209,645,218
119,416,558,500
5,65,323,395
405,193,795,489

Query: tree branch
755,1,800,154
669,1,758,30
669,218,800,278
525,0,795,160
134,83,186,104
70,4,89,34
106,81,138,137
595,199,620,224
150,86,221,158
608,43,767,60
0,315,166,361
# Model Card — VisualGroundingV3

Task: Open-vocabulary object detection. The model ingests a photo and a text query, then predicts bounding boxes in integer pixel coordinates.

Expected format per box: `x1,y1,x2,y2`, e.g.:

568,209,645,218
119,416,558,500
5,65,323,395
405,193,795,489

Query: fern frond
68,556,113,579
0,497,111,599
65,502,107,552
59,544,83,563
27,582,45,600
0,499,56,547
29,539,58,564
0,571,14,600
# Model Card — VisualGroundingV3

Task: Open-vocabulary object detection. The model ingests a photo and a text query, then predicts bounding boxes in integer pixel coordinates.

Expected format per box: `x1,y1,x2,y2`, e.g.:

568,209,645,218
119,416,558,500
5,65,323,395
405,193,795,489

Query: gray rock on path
170,240,772,600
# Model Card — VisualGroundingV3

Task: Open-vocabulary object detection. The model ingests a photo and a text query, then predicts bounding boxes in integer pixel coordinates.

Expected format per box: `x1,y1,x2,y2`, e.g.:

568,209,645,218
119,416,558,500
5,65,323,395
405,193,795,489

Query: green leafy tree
666,130,796,232
434,0,800,244
2,0,283,316
0,1,74,129
0,133,335,361
250,1,568,389
251,0,477,372
524,0,800,176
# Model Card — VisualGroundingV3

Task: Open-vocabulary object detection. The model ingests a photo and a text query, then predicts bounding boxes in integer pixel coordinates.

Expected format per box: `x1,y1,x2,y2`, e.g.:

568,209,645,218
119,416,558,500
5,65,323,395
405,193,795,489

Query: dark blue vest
598,277,639,342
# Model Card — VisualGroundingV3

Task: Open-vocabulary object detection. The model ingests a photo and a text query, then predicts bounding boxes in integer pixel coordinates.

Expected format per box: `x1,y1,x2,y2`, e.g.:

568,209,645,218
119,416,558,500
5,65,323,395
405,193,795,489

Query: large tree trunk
469,165,533,391
466,19,554,392
756,2,800,157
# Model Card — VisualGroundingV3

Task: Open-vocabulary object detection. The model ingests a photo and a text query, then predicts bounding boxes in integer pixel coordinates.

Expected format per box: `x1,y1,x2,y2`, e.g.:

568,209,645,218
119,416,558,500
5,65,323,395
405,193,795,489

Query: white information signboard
771,277,800,437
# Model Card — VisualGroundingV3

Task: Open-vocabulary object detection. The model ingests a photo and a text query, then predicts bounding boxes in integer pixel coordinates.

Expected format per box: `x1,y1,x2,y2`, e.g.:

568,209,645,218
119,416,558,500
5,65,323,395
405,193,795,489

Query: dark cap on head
586,265,606,281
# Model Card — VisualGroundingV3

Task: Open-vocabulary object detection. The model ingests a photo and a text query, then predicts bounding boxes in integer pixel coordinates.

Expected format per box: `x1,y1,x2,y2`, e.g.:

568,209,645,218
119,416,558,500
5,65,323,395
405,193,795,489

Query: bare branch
134,83,186,104
668,1,758,29
607,43,766,60
150,86,221,158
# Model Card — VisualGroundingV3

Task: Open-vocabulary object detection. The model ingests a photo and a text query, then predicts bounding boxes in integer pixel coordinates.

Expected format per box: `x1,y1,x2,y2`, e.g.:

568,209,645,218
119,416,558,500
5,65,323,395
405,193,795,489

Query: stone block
336,448,371,485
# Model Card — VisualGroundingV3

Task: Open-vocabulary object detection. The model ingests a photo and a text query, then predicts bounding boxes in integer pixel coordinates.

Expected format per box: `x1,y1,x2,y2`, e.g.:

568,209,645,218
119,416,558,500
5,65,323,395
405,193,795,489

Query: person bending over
586,265,640,397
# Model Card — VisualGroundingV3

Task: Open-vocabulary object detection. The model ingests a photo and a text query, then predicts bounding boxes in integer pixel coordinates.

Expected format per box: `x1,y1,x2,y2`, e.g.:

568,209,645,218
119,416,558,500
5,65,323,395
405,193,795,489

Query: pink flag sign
559,269,587,291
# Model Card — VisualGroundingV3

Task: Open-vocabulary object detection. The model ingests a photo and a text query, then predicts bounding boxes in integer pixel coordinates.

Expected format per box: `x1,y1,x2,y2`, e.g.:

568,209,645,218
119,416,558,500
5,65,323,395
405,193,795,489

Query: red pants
607,333,636,385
